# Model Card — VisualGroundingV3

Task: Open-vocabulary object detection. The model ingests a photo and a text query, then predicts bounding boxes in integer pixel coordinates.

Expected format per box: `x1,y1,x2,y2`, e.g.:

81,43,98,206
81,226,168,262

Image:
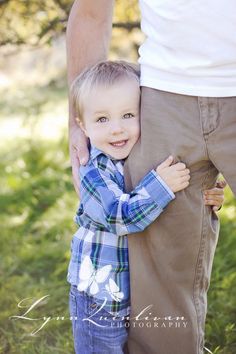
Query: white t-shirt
139,0,236,97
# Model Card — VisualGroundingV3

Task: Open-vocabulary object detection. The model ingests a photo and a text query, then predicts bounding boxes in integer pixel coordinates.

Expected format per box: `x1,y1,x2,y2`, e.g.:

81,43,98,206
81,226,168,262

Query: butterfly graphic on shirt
105,278,124,302
77,256,112,295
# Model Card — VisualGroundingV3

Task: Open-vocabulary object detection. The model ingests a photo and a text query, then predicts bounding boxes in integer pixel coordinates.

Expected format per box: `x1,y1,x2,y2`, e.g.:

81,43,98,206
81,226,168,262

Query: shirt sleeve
79,166,175,236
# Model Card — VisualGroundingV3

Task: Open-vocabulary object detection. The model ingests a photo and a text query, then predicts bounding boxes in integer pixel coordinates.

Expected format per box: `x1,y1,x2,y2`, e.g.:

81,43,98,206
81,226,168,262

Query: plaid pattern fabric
67,146,175,316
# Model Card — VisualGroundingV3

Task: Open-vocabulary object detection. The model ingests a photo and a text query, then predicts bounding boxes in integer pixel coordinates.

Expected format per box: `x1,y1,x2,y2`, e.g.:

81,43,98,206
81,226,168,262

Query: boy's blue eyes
96,113,134,122
123,113,134,119
97,117,107,123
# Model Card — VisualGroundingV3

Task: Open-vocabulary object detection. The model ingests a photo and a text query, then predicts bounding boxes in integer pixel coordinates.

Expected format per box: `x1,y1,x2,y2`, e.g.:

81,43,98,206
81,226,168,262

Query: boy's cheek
133,122,141,140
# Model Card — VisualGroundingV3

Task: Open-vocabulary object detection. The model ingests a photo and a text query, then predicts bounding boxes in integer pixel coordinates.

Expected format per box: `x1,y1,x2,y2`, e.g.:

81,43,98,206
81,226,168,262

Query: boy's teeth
111,140,126,147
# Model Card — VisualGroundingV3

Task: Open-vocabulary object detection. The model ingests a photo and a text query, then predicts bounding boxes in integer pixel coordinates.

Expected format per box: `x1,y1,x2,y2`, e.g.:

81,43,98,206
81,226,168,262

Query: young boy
67,61,225,354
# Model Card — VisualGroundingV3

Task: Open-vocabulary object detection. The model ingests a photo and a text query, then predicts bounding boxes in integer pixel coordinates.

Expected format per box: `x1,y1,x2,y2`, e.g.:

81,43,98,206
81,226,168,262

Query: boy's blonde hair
70,60,140,121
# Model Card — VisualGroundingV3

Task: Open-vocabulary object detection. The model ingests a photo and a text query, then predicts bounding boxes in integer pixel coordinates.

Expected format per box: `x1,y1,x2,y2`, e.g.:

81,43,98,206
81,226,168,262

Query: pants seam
193,163,212,354
193,205,207,354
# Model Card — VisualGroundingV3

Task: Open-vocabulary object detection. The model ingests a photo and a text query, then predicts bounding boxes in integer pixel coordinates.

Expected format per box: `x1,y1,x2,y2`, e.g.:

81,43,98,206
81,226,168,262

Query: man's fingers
71,132,89,166
72,170,81,197
69,124,90,195
215,180,227,189
204,197,223,205
69,123,90,166
204,193,224,200
204,188,224,196
77,144,90,166
72,167,80,197
70,147,81,197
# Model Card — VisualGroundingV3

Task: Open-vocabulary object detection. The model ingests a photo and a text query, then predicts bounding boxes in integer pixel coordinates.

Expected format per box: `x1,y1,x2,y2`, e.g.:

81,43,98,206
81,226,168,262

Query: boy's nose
110,122,124,134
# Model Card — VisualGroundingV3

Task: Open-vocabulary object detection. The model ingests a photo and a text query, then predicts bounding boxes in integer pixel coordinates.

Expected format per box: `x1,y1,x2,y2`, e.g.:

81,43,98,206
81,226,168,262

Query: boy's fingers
181,174,190,182
158,155,174,169
180,180,190,188
174,162,187,171
178,169,190,177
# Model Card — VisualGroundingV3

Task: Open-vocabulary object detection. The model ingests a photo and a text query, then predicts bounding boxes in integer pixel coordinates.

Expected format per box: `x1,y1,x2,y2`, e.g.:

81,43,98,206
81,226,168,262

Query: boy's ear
75,117,88,136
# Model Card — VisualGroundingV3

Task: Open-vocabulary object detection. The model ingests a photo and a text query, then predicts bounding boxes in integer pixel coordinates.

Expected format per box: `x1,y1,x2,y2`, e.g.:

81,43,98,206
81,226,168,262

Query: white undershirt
139,0,236,97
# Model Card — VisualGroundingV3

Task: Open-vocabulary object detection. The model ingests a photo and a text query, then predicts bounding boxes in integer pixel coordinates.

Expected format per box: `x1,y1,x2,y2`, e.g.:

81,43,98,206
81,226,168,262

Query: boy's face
79,79,140,160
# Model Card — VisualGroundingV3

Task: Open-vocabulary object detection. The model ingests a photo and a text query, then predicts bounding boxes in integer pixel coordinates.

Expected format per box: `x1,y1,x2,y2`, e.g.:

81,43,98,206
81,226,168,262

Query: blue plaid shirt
67,146,175,316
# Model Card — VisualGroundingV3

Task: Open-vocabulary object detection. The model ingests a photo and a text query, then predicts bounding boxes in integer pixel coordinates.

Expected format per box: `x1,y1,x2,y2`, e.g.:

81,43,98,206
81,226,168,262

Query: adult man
66,1,236,353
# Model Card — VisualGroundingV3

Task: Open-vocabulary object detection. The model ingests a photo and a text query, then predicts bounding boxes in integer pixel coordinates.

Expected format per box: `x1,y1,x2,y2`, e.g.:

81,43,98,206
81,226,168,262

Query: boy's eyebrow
94,110,107,115
93,107,139,115
121,109,139,114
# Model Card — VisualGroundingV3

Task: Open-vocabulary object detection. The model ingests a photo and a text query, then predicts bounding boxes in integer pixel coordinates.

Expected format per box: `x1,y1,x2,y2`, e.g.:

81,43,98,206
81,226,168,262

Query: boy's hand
204,180,227,212
156,156,190,193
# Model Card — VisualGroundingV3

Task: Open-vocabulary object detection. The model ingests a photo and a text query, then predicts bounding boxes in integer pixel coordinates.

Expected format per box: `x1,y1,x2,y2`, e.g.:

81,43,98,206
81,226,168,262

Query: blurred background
0,1,235,353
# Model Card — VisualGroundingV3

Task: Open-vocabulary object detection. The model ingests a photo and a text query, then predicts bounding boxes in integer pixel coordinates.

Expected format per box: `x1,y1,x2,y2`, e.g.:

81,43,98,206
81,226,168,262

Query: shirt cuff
152,170,175,199
144,170,175,209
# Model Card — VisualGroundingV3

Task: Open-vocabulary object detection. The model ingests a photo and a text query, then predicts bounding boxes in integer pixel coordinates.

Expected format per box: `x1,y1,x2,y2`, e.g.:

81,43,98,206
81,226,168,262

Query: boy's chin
106,149,130,160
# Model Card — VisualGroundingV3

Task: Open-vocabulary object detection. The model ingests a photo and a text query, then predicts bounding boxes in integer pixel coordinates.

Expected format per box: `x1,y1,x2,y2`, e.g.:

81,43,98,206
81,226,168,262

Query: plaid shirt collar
89,144,125,165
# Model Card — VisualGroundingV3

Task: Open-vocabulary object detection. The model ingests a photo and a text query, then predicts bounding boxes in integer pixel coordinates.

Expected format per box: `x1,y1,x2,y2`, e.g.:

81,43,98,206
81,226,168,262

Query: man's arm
67,0,115,195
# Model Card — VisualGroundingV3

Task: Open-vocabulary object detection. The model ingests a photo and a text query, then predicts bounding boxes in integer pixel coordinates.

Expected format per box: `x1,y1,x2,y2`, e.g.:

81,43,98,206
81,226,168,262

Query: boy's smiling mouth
109,140,128,147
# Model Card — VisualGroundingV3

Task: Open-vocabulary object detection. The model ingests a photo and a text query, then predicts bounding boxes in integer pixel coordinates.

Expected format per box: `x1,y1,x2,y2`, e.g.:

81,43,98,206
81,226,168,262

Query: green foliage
0,134,78,353
205,188,236,354
0,135,77,354
0,0,140,46
0,0,70,46
0,79,77,353
114,0,140,24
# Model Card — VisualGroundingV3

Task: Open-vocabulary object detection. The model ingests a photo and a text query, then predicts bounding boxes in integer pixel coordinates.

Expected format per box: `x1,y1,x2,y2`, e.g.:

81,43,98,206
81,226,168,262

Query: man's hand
69,124,89,196
204,180,227,212
156,156,190,193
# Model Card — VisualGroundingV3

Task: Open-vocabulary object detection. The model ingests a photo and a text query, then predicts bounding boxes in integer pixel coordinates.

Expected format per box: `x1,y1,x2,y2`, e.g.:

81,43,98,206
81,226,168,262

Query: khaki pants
124,87,236,354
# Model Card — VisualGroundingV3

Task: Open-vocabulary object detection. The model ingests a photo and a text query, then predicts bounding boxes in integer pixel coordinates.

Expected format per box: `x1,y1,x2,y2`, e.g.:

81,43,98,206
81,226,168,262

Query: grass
0,79,235,354
205,188,236,354
0,136,77,354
